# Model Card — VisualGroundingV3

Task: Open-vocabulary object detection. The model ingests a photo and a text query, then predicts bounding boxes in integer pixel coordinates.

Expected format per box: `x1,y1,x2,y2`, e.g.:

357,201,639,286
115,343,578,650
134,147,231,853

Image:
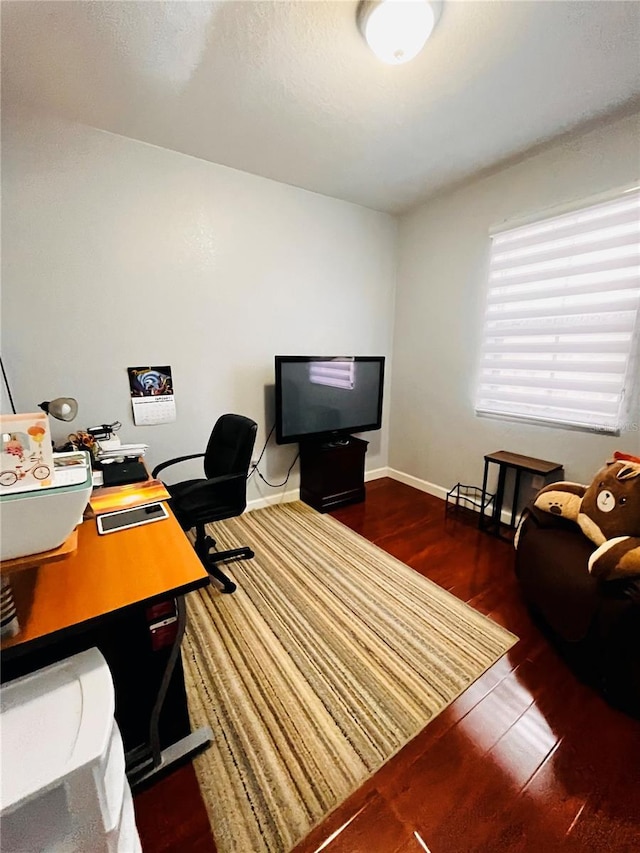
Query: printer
0,452,93,561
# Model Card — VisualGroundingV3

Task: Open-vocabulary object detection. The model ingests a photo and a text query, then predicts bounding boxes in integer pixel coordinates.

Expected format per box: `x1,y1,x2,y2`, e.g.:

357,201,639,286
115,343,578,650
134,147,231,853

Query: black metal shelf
445,483,495,519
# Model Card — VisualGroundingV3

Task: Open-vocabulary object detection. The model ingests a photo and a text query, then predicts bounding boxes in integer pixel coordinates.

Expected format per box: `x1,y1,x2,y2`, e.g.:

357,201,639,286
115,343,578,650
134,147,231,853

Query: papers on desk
96,442,149,461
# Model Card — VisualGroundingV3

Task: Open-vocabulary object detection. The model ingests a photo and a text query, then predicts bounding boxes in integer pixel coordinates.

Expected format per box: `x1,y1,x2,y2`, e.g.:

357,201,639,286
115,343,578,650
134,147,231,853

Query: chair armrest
152,453,205,479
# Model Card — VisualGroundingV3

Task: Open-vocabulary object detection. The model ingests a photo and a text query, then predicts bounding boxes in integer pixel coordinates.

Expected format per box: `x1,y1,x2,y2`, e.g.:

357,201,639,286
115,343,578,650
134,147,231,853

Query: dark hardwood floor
134,478,640,853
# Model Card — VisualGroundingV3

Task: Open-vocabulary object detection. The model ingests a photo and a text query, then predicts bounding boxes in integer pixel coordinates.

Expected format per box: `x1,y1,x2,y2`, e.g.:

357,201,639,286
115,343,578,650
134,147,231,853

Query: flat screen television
275,356,385,445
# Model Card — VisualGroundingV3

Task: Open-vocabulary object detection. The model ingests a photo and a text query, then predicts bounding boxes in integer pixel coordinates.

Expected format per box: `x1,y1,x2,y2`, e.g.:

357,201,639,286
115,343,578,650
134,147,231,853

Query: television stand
299,436,368,513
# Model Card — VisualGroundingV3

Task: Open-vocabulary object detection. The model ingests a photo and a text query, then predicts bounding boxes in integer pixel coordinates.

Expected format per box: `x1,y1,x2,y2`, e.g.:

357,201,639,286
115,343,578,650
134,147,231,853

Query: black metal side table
480,451,564,538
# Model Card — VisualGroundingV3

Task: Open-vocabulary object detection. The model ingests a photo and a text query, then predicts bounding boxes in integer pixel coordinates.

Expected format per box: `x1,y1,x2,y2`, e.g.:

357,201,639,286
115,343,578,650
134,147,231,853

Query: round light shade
358,0,439,65
39,397,79,422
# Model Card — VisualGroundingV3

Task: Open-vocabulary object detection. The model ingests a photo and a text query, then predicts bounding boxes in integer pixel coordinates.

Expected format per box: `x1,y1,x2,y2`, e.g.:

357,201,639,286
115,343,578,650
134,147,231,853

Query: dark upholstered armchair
152,414,258,594
515,504,640,718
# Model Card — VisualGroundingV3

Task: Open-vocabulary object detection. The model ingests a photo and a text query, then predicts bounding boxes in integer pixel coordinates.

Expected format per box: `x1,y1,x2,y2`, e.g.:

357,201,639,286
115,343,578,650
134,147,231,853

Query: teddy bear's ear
616,463,640,481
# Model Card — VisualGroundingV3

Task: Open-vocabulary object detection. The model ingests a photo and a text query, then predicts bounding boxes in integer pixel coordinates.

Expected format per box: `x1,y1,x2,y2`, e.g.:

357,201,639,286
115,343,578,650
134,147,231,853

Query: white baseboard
247,468,456,512
247,488,299,512
364,467,389,482
386,467,517,526
385,467,449,500
247,466,514,527
247,466,390,512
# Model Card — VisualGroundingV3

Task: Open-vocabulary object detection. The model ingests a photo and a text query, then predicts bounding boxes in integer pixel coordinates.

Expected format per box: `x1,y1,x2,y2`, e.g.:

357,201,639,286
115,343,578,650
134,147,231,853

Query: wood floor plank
133,761,217,852
296,789,411,853
134,479,640,853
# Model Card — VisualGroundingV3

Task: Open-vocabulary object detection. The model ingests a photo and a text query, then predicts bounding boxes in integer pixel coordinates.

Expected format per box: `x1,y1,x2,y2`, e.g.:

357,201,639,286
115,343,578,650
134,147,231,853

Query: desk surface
1,505,209,658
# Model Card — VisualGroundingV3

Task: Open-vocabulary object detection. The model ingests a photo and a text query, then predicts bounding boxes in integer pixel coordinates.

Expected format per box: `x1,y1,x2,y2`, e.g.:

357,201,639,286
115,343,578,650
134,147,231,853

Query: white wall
392,111,640,493
1,111,397,500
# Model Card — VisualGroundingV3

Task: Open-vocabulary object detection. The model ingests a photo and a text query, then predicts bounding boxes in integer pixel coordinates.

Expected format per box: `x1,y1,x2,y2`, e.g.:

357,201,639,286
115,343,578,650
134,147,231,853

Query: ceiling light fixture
357,0,441,65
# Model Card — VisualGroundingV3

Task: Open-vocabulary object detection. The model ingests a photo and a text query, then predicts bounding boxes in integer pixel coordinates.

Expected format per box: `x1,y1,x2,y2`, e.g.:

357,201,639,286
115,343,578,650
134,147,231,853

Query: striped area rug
182,501,517,853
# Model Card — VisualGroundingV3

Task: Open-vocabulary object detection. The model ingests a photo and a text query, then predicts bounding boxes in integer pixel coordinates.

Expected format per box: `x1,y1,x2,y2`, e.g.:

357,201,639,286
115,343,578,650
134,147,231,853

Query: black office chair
152,414,258,594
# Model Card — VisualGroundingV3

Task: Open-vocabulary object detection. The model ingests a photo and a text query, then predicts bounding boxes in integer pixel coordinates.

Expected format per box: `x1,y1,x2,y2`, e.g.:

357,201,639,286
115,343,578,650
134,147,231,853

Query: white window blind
476,187,640,433
309,360,355,390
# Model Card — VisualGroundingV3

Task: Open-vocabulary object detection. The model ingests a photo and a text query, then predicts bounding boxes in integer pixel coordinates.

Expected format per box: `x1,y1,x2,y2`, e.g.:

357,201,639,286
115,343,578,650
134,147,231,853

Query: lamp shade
358,0,440,65
39,397,79,422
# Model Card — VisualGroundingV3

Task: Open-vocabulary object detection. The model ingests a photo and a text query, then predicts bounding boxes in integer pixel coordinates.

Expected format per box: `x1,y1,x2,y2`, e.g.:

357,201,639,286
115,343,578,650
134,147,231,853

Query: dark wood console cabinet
299,436,368,512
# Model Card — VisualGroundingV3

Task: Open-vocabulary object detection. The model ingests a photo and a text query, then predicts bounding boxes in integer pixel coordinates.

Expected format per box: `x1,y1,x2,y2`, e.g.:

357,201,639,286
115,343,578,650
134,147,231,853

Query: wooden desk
2,505,207,655
1,495,211,788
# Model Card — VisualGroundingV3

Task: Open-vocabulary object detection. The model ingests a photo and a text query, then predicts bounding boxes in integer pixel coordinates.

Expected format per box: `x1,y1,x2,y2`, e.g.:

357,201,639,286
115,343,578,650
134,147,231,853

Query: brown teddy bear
531,451,640,580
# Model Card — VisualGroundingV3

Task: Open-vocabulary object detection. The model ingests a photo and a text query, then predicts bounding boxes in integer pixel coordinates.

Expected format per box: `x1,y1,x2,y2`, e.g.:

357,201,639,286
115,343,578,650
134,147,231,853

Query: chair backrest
204,414,257,481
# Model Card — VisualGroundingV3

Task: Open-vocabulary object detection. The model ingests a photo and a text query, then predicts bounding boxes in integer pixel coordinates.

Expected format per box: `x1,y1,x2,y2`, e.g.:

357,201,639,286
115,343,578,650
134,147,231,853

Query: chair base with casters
151,413,259,596
192,523,255,594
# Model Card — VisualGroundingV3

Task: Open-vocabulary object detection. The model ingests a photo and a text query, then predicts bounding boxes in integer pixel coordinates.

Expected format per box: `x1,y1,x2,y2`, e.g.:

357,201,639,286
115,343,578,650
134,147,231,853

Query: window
475,187,640,433
309,360,355,390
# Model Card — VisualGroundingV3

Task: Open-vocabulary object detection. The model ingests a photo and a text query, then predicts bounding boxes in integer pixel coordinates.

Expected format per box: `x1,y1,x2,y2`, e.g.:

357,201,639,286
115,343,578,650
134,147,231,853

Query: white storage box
0,452,92,560
0,648,141,853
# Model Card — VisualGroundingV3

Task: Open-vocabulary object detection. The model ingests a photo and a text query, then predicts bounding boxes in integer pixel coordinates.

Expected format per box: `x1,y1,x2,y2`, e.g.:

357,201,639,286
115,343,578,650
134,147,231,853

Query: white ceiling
2,1,640,213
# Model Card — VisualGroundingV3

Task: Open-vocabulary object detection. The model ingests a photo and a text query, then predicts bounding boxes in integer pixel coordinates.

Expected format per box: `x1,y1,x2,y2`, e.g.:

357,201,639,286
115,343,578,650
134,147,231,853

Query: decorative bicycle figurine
0,454,51,487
